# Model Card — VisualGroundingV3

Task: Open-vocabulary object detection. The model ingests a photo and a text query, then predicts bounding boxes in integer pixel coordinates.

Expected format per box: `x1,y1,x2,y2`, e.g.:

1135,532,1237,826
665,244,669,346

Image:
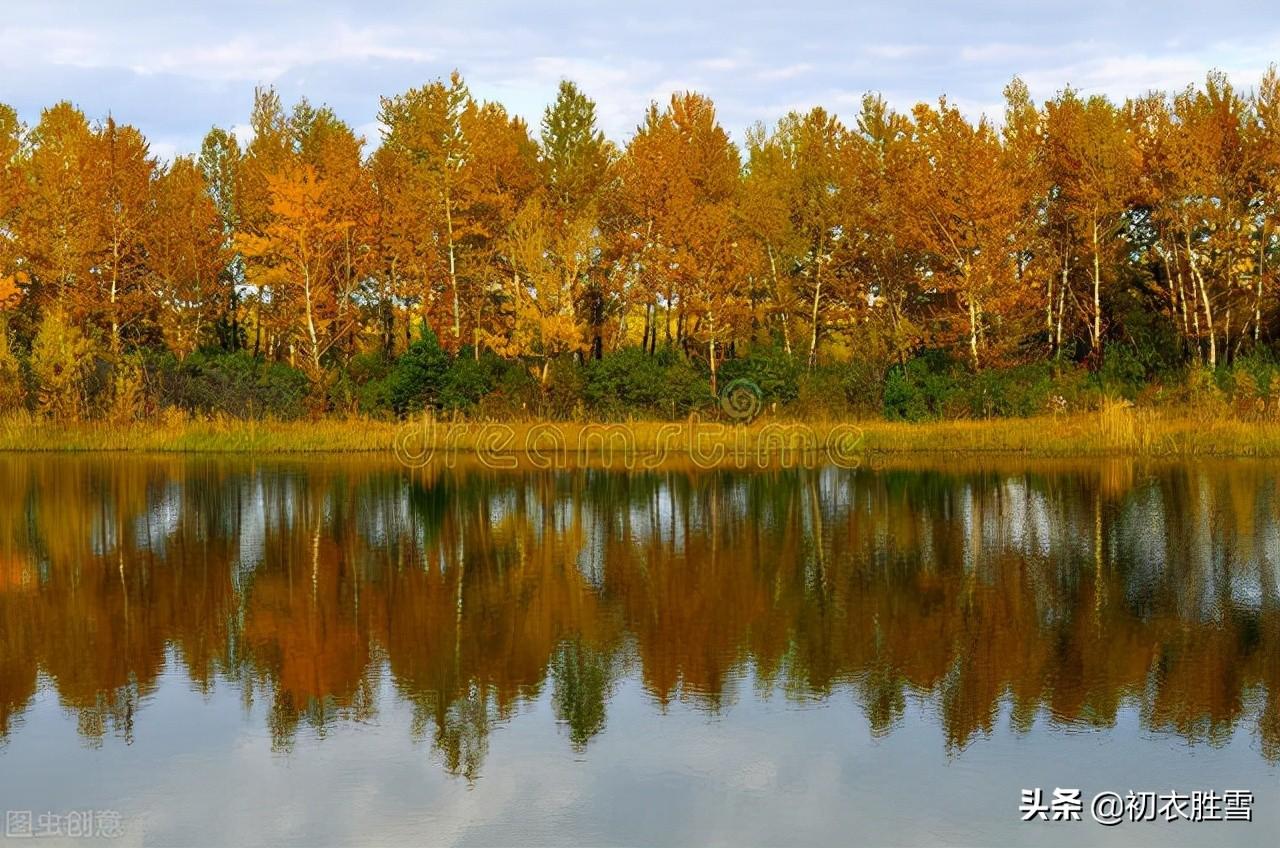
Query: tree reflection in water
0,455,1276,775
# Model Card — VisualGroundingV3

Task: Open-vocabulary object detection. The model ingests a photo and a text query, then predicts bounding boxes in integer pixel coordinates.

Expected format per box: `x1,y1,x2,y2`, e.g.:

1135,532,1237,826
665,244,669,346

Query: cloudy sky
3,1,1279,158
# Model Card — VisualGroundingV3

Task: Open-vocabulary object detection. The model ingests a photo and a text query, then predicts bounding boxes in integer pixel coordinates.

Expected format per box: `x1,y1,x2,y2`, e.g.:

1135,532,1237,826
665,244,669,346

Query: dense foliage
4,70,1280,421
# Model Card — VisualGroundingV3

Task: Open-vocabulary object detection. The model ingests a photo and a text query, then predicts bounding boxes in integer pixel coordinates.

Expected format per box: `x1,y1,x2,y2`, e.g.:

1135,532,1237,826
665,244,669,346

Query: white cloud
756,63,815,82
4,2,1279,153
864,44,928,61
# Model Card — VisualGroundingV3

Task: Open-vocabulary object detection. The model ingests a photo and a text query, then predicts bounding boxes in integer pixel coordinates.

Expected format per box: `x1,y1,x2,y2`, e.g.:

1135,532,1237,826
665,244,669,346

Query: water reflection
0,456,1277,776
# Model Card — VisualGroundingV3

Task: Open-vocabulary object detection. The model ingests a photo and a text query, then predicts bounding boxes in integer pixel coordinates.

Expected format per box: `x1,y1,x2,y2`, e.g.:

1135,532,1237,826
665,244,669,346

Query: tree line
2,69,1279,420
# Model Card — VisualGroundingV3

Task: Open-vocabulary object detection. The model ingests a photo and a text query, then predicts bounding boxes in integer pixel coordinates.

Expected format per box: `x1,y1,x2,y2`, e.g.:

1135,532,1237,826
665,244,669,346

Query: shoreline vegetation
9,73,1280,456
6,406,1280,459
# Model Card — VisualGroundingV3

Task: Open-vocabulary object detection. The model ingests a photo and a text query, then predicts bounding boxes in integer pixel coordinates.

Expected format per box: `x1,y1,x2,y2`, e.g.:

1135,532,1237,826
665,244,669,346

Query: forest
2,69,1280,423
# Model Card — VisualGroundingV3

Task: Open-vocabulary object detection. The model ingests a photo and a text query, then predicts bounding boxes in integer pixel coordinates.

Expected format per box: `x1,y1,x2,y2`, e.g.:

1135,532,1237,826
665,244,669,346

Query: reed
2,407,1279,458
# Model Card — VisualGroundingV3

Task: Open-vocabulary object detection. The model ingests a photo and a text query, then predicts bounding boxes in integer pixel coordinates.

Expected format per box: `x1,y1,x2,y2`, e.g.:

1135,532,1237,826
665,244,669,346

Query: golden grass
2,403,1279,458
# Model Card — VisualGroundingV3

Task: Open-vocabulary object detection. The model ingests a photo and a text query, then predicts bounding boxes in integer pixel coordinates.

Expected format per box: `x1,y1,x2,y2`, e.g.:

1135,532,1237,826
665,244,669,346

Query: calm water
0,455,1276,847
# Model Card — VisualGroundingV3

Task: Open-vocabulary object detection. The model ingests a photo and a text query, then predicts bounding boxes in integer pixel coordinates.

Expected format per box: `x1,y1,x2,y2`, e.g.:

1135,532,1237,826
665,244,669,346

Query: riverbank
3,405,1280,458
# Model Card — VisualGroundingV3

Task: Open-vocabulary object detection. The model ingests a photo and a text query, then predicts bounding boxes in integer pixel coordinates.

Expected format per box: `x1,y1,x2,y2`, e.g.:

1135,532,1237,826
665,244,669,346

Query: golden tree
377,72,472,348
236,163,355,382
14,103,101,319
740,108,848,367
145,157,228,358
899,100,1027,368
506,194,589,382
461,103,541,356
621,93,745,391
90,118,154,353
1042,90,1137,362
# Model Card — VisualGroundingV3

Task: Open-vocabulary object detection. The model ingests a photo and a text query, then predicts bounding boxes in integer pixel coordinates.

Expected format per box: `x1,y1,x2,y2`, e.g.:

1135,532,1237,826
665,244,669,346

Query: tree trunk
709,332,718,396
767,244,793,356
967,297,979,370
807,255,823,370
1091,217,1102,358
1185,233,1216,368
303,267,322,377
1255,229,1265,344
445,190,461,346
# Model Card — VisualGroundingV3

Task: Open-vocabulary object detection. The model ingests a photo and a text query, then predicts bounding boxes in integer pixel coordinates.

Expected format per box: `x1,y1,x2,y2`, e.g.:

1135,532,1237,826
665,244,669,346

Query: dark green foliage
1222,351,1277,396
879,351,1111,420
153,350,311,419
717,344,803,404
1094,343,1150,399
836,360,885,415
965,362,1056,418
540,356,588,419
383,325,450,414
78,317,1280,423
440,348,528,412
882,350,961,421
583,347,712,418
323,351,394,416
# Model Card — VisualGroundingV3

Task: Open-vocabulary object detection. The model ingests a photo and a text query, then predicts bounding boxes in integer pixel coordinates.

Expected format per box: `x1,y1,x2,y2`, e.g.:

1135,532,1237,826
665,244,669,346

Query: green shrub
1225,352,1277,401
717,344,802,404
583,347,712,418
476,359,540,418
964,362,1055,418
1094,343,1148,399
1173,365,1228,414
156,350,310,419
791,365,851,418
540,356,587,419
440,348,516,412
882,350,962,421
330,351,394,417
837,359,885,416
384,325,450,414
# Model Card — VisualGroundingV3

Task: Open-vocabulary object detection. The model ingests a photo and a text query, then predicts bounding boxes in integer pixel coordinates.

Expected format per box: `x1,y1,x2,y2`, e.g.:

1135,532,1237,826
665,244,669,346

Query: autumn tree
0,105,23,300
89,118,155,353
1131,75,1258,367
0,106,24,409
506,194,590,383
1169,74,1257,366
619,93,745,391
237,93,372,384
14,103,101,319
460,103,541,357
237,164,353,383
539,81,615,359
145,157,228,358
741,123,800,355
844,95,928,365
237,88,295,358
741,108,848,367
899,99,1027,369
377,73,472,348
1248,67,1280,347
1042,90,1137,363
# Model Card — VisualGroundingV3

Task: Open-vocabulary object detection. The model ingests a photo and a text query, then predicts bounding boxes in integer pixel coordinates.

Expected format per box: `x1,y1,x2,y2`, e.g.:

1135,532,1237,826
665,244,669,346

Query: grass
3,402,1280,458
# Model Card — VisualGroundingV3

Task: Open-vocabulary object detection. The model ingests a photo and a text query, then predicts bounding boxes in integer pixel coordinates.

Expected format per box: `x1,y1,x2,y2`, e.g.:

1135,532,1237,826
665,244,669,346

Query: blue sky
3,1,1279,158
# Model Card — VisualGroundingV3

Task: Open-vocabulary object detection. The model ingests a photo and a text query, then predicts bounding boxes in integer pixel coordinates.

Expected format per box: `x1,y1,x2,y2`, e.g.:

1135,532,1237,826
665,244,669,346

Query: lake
0,455,1276,846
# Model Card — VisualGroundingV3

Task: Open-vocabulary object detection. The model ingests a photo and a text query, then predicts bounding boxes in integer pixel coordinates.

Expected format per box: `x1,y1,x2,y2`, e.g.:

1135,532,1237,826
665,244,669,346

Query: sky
3,1,1280,159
